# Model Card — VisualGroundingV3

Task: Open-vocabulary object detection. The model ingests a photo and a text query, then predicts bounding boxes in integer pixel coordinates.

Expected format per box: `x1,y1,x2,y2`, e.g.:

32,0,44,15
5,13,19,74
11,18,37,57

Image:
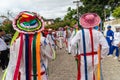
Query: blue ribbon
81,29,88,80
25,34,29,80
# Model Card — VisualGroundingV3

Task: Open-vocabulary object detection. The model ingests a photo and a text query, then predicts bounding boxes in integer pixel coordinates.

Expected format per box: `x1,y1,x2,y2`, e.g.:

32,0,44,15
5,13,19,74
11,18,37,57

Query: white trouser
59,37,63,48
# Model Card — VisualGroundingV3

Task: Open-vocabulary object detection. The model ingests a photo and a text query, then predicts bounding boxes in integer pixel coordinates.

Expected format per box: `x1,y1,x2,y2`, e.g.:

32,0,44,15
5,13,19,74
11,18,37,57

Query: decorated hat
13,11,44,34
80,13,101,28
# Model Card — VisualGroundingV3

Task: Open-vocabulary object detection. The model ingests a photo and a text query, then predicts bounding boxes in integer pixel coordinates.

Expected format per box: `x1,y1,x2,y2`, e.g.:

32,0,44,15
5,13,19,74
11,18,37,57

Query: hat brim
80,13,101,28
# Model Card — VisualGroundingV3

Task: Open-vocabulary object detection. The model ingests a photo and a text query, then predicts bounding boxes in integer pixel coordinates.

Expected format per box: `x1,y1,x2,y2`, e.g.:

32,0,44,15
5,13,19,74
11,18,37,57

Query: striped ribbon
13,33,23,80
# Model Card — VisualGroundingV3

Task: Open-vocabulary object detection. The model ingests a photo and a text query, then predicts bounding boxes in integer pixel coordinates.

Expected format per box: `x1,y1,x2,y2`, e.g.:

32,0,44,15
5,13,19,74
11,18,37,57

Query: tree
64,7,77,27
112,6,120,18
2,19,15,34
54,17,62,23
64,0,120,21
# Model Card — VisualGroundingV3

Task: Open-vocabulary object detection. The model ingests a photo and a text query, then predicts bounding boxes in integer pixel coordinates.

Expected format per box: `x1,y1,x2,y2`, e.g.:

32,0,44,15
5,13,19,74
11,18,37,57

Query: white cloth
46,34,55,46
0,38,7,51
57,31,64,37
69,30,78,53
70,29,109,57
70,29,109,80
5,34,54,80
112,32,120,46
56,31,64,48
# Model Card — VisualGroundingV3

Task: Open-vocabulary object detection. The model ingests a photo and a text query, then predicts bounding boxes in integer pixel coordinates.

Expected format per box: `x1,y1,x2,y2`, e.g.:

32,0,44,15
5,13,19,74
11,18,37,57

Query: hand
117,43,120,47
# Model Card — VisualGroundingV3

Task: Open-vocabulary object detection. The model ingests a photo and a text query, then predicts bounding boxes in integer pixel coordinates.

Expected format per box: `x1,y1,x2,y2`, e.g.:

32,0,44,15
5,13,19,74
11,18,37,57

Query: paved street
0,48,120,80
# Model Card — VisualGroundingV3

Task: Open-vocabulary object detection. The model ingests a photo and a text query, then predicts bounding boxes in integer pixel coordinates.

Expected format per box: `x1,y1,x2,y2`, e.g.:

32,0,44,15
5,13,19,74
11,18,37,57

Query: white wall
104,19,120,36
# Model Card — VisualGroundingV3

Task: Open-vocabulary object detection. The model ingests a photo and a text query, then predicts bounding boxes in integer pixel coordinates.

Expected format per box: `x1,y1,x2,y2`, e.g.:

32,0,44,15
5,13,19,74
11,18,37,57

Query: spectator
106,25,114,56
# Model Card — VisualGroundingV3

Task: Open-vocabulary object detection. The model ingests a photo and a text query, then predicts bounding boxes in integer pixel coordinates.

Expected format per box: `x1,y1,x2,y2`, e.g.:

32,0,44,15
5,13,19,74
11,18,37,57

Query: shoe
113,56,118,59
68,53,71,55
107,55,113,57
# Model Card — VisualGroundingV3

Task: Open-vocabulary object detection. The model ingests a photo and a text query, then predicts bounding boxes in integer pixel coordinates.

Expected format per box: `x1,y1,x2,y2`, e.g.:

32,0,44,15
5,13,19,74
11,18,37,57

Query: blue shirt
106,30,114,43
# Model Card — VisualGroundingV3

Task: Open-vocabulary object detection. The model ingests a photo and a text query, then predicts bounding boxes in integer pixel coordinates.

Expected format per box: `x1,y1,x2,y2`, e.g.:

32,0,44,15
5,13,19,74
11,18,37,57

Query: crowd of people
0,11,120,80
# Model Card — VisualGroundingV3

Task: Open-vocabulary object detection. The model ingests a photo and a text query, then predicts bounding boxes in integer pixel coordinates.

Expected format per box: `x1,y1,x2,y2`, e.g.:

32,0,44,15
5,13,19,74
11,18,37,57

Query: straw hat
80,13,101,28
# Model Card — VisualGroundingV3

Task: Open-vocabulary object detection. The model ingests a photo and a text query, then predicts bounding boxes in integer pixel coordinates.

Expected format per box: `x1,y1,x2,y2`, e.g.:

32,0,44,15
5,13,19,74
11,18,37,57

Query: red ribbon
13,33,24,80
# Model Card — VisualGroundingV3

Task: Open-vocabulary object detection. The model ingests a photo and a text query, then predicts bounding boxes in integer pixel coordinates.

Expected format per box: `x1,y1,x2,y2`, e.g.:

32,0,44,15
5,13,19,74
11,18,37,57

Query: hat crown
80,13,101,28
85,14,94,20
13,11,44,34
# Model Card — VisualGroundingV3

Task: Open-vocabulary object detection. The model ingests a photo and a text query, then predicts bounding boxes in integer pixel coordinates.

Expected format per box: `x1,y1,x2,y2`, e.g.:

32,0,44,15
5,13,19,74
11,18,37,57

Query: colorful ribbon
25,34,29,80
10,31,19,46
36,32,41,80
81,29,88,80
13,33,23,80
29,34,33,80
32,34,37,80
2,69,7,80
89,28,95,80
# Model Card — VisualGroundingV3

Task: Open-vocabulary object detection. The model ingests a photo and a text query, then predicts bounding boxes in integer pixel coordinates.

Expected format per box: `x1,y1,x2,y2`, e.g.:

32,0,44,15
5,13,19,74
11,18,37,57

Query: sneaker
113,56,118,59
107,55,113,57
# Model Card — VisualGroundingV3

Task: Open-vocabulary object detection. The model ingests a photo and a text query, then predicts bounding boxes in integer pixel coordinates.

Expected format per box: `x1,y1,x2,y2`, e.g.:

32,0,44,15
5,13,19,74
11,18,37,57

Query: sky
0,0,76,19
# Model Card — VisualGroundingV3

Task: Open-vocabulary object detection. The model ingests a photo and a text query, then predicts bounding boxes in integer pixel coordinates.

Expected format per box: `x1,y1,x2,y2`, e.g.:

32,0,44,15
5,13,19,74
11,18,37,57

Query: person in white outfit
4,11,55,80
57,27,64,49
70,13,109,80
64,26,72,53
109,26,120,59
46,29,56,50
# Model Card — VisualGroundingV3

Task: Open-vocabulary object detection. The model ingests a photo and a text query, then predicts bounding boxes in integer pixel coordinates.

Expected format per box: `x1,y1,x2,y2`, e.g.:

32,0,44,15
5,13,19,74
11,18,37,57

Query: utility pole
73,0,81,20
73,0,81,27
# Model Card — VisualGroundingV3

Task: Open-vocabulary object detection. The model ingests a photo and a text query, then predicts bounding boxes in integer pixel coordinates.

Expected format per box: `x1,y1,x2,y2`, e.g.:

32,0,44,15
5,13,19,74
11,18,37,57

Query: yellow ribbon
97,45,101,80
10,31,19,46
36,32,41,80
2,69,7,80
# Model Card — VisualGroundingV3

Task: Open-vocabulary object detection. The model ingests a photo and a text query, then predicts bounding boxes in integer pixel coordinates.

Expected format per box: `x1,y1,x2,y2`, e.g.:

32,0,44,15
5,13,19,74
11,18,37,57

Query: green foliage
64,0,120,21
45,20,72,30
54,17,62,23
112,6,120,18
1,19,15,34
64,8,76,21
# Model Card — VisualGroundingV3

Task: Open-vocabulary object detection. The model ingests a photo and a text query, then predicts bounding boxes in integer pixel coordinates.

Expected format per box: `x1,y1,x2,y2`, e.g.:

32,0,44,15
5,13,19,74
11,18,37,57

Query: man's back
70,29,109,57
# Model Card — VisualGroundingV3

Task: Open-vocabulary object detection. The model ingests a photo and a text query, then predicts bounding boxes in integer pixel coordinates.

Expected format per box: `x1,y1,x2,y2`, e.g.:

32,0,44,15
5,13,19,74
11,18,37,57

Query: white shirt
46,34,55,45
70,29,109,58
0,38,7,51
112,32,120,46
